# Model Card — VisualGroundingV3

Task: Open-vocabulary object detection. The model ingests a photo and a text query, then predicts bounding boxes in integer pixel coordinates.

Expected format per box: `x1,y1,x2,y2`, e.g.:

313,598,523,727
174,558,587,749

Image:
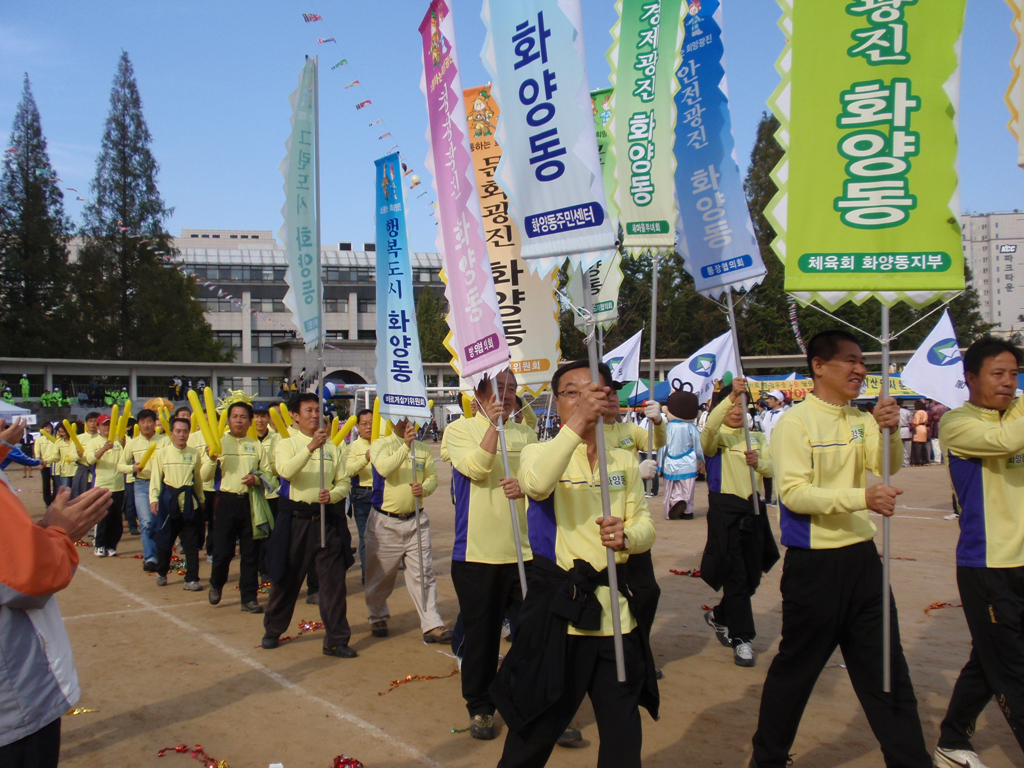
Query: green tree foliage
416,284,449,362
73,52,226,362
0,76,73,357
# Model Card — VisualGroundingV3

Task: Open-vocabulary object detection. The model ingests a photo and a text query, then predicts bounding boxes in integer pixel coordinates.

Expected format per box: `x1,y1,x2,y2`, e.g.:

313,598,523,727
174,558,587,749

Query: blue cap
252,402,272,414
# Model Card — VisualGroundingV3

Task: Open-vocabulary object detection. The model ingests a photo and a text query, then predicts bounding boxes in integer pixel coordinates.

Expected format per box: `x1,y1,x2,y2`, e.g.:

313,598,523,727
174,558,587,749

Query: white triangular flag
603,329,644,384
665,331,738,403
900,310,967,409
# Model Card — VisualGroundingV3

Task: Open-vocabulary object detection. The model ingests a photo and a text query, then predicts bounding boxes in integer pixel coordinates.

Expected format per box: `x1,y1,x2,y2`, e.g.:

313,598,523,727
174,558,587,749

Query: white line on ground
78,565,446,768
63,601,208,621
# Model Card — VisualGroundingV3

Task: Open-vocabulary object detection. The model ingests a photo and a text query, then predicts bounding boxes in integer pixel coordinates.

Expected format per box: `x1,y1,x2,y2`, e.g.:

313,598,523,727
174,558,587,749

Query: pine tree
73,52,225,361
0,75,73,357
416,284,449,362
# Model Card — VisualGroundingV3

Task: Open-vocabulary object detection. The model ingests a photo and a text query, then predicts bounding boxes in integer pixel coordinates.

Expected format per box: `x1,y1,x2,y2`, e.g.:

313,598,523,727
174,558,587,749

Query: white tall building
962,211,1024,335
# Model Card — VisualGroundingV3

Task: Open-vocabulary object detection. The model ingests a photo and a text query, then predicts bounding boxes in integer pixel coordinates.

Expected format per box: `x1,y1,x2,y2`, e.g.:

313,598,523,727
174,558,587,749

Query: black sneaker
371,621,389,638
306,591,319,605
261,635,279,649
208,587,222,605
240,601,264,614
705,611,732,647
129,527,140,536
323,645,357,658
142,561,158,573
469,714,495,740
556,728,583,747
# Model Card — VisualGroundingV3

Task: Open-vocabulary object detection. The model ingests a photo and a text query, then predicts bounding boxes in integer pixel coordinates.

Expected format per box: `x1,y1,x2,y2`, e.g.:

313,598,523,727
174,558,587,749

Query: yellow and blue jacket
701,396,771,499
370,433,437,513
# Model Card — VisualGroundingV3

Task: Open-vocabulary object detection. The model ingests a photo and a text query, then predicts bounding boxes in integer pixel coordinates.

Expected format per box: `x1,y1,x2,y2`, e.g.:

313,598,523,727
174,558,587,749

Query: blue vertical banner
481,0,616,266
674,0,765,298
373,152,431,425
278,57,324,348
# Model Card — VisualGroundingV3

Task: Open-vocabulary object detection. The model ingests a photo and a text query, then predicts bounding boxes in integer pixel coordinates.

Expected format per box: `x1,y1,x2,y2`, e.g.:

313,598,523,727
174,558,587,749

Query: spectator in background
911,401,930,466
928,399,949,464
0,417,112,768
898,400,914,468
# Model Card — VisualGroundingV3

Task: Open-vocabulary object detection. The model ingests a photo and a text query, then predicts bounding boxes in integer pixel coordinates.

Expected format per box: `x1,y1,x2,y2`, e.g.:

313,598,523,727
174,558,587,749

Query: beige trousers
364,508,444,633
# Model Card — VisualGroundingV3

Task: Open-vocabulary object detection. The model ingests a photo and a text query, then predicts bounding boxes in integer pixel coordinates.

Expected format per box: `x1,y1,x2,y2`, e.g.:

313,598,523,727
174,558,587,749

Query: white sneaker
933,746,989,768
944,513,959,521
93,547,106,557
106,548,117,557
733,642,755,667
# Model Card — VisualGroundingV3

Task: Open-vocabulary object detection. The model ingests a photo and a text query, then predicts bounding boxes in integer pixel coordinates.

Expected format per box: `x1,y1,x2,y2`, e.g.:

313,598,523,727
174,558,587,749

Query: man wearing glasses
492,360,658,767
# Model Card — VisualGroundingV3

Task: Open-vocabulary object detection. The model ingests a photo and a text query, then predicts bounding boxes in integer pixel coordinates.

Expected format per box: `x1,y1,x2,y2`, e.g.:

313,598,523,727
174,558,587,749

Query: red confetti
133,554,144,559
669,568,702,577
157,743,227,768
701,604,713,611
332,757,364,768
378,668,459,696
254,618,325,648
879,554,917,561
924,601,962,617
74,540,90,547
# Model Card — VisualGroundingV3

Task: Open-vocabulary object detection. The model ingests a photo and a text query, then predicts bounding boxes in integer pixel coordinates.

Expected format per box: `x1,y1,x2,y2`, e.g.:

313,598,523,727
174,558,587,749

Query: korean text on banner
607,0,685,254
420,0,510,380
766,0,966,310
592,87,618,230
481,0,617,263
373,153,431,425
665,330,736,403
674,0,765,298
568,255,624,331
899,309,967,409
1008,0,1023,169
278,58,324,349
461,84,561,394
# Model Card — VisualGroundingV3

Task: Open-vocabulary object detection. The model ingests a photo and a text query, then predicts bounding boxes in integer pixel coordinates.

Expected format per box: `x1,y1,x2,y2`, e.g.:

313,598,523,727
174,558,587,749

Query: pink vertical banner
420,0,510,380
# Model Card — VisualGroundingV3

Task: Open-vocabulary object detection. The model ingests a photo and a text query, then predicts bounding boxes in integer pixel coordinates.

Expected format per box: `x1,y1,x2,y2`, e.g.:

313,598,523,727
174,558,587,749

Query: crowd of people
3,330,1024,768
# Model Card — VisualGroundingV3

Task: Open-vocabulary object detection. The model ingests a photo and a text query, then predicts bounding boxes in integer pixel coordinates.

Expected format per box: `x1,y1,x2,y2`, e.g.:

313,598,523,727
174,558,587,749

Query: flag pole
313,55,326,549
725,290,760,518
411,437,428,609
496,377,528,598
881,303,892,692
584,283,626,683
647,251,660,464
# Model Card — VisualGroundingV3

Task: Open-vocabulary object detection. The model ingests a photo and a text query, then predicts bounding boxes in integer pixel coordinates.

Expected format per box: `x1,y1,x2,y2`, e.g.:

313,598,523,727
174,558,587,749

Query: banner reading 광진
373,152,431,425
608,0,685,255
766,0,966,310
481,0,616,264
420,0,510,381
462,84,561,395
278,57,324,349
674,0,765,299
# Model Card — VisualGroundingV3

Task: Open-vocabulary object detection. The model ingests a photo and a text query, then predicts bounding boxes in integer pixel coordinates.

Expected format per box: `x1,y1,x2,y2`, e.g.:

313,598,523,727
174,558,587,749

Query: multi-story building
962,211,1024,335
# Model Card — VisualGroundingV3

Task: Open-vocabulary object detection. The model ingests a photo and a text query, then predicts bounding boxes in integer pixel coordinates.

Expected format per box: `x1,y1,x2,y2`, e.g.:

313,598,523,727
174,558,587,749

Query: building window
358,299,375,313
357,330,377,340
325,299,349,313
215,332,242,354
326,330,349,340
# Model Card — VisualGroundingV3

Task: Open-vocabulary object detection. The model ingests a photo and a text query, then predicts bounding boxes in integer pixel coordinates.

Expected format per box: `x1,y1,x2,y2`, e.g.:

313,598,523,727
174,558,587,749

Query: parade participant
85,415,125,558
70,412,99,498
757,390,787,504
53,424,78,490
699,379,778,668
204,400,271,613
366,417,450,643
19,374,29,401
185,406,218,558
262,393,356,658
252,402,280,585
445,368,536,739
932,336,1024,766
661,389,704,520
117,409,169,572
492,359,657,768
750,330,929,768
36,423,56,506
148,417,205,589
122,418,140,536
345,408,375,585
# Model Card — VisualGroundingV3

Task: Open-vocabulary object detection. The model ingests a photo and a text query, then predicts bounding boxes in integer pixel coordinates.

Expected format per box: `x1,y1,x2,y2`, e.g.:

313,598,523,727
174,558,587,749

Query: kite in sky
379,133,392,140
317,37,336,44
331,59,347,69
344,81,360,89
302,13,322,22
356,100,371,109
369,118,382,126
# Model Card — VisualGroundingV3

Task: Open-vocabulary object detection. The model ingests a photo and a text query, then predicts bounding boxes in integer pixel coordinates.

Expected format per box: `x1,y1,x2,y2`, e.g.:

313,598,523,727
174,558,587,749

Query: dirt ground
11,447,1020,768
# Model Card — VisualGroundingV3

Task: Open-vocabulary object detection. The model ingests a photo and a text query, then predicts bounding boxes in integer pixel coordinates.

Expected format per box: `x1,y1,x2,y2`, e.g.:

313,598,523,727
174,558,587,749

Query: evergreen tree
73,52,225,361
0,76,73,357
416,284,449,362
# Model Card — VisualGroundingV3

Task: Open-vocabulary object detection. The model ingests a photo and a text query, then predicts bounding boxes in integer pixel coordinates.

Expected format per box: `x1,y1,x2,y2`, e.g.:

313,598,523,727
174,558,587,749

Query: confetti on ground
157,743,227,768
332,756,364,768
378,668,458,696
924,601,962,617
254,619,324,648
65,707,97,715
670,569,702,577
450,727,470,733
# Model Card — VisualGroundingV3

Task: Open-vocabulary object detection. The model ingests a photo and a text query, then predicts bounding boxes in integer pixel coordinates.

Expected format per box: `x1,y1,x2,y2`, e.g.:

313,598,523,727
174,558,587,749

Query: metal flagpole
725,291,761,518
411,437,428,609
598,324,604,358
543,388,554,440
496,376,528,597
583,285,626,682
647,251,660,465
313,55,326,549
881,304,892,692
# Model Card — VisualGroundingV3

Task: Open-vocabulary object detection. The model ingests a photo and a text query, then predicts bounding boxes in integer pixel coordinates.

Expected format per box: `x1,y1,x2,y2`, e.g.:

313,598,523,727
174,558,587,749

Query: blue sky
1,0,1019,254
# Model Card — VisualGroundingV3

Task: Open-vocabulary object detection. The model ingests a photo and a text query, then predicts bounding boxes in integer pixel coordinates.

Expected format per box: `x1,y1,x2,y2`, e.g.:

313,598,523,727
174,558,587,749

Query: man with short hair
366,417,450,643
148,417,206,589
252,402,280,584
204,401,271,612
932,336,1024,767
750,330,929,768
445,369,536,739
492,360,657,767
345,408,375,585
263,393,356,658
70,412,100,499
117,409,169,571
85,415,125,557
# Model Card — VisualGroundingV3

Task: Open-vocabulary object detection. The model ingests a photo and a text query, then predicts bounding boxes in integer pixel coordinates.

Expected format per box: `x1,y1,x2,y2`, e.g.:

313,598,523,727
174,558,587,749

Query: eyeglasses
556,390,582,401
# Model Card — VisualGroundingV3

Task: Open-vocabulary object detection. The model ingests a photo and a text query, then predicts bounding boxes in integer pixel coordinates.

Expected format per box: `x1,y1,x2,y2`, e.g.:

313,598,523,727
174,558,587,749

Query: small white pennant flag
603,329,644,385
901,310,967,409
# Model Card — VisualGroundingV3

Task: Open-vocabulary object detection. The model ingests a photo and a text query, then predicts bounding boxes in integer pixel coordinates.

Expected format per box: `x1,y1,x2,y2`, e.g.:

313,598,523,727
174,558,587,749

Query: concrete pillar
211,372,219,399
348,291,359,339
129,368,138,401
44,365,52,391
241,291,252,364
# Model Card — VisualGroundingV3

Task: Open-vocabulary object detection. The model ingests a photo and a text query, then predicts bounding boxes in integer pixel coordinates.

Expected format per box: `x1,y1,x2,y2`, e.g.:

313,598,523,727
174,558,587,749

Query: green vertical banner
592,87,618,232
767,0,966,310
607,0,685,255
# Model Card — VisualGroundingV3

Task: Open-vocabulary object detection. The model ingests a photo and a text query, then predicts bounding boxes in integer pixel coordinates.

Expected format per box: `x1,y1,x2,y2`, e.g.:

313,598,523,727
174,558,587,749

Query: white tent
0,401,35,425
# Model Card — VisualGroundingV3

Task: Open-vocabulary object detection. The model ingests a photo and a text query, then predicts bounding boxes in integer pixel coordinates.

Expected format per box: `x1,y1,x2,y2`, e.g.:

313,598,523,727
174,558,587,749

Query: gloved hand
644,401,662,424
639,459,658,480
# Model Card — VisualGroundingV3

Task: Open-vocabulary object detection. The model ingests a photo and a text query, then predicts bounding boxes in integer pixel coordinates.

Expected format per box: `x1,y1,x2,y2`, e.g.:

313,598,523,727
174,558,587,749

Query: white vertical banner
900,310,967,409
567,254,624,331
